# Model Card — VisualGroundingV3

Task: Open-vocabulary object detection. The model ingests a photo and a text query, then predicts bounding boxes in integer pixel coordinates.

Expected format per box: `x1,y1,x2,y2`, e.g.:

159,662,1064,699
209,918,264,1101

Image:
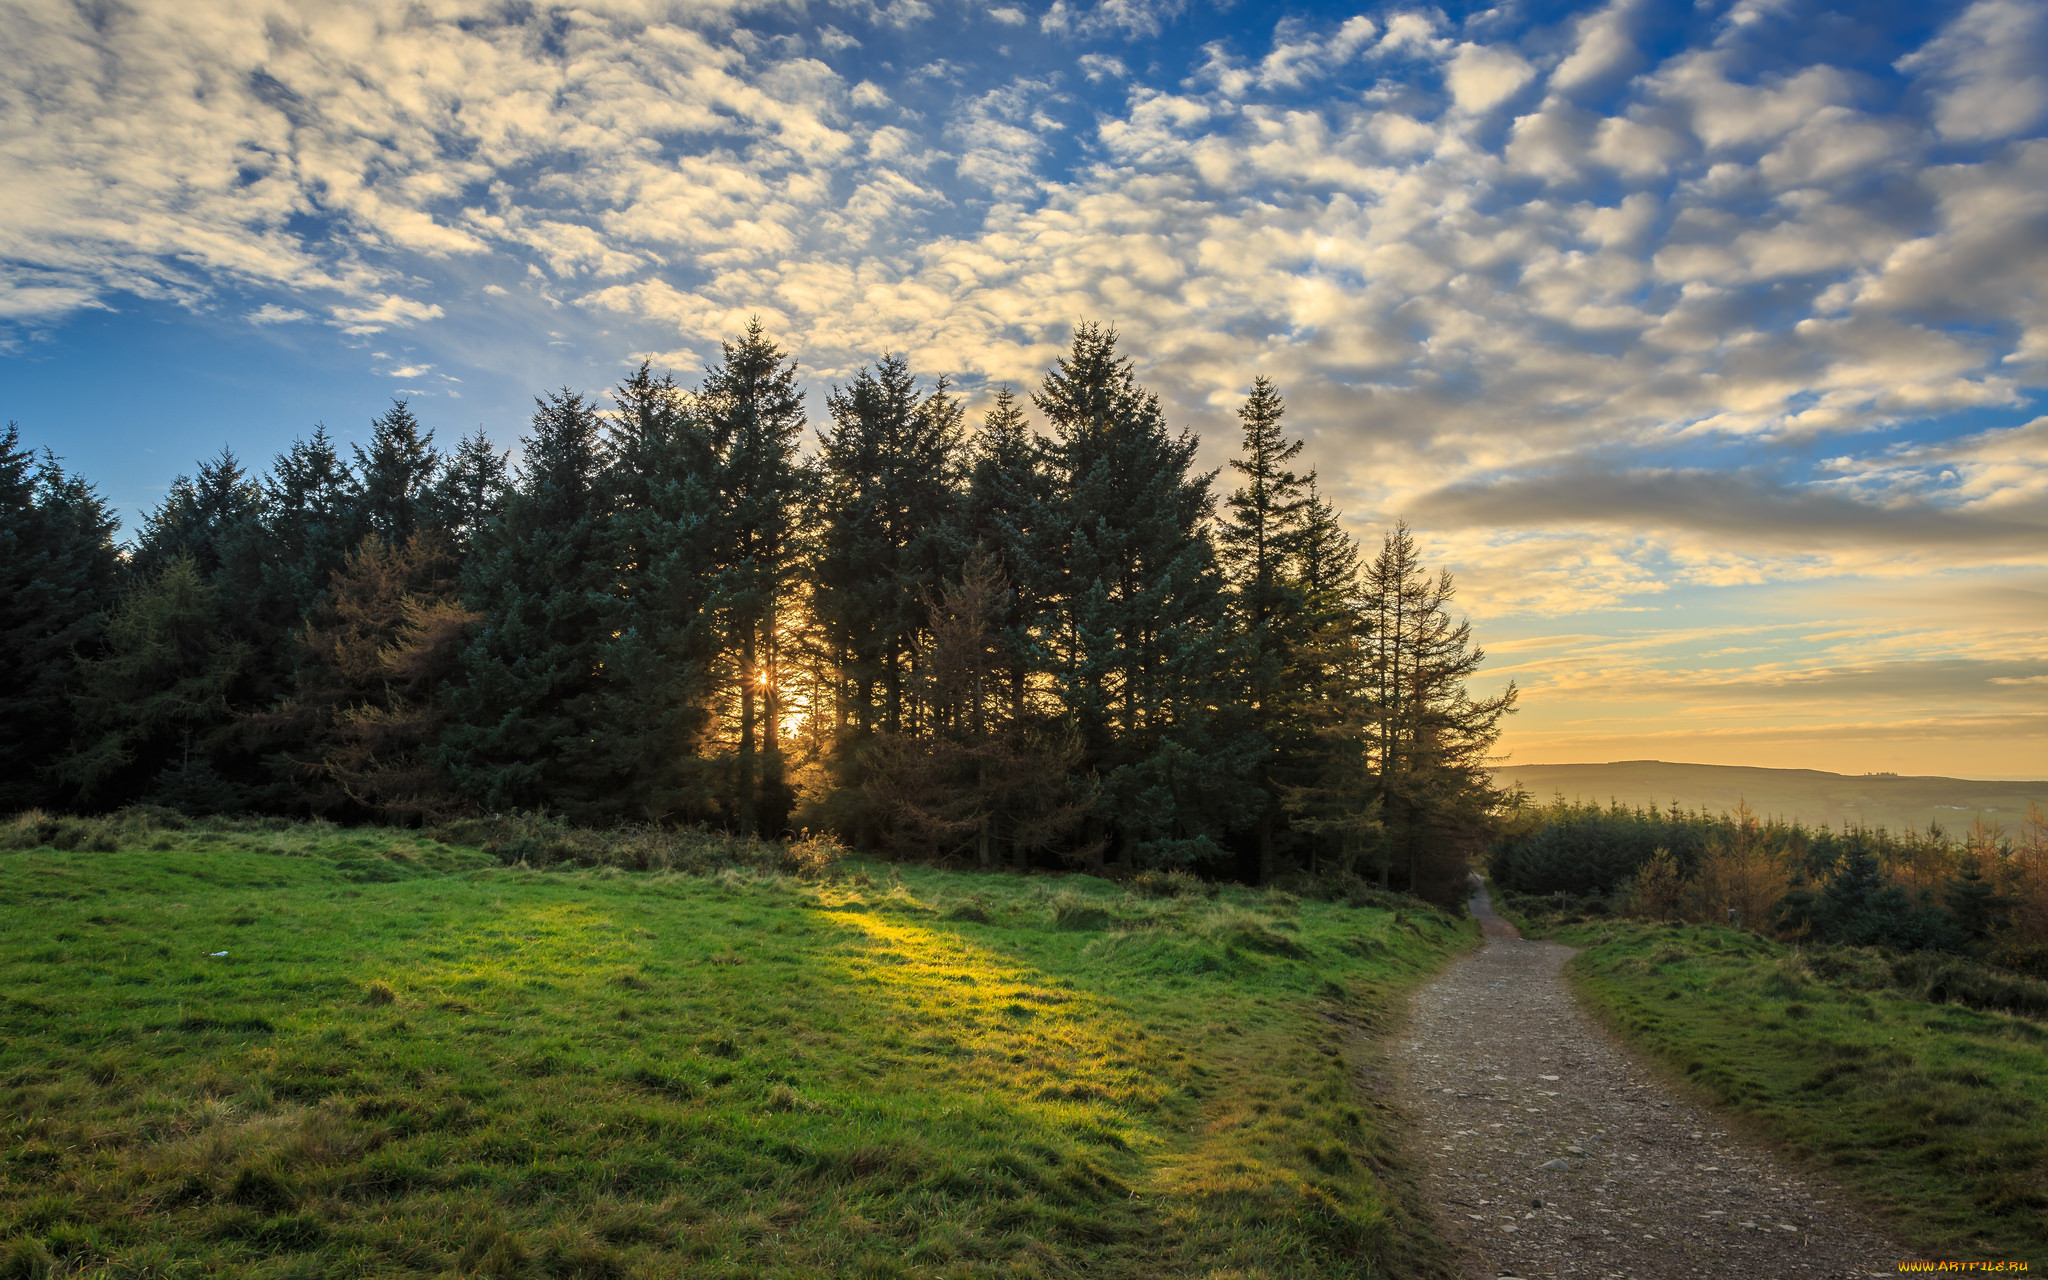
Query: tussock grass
0,819,1472,1277
1557,922,2048,1258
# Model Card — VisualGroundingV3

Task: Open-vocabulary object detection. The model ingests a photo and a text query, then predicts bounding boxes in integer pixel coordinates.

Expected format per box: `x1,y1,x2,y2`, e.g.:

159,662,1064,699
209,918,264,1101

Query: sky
2,0,2045,779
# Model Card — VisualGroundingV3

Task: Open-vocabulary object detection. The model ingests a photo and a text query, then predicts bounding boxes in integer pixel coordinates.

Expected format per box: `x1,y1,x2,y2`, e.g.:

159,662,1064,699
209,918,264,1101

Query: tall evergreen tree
441,389,615,814
259,427,356,637
591,362,724,821
431,427,512,555
1034,324,1260,865
1216,377,1314,879
1360,523,1516,901
702,321,809,836
958,389,1054,719
60,556,251,809
0,428,123,809
813,354,963,739
134,447,264,583
1274,479,1376,876
351,400,440,544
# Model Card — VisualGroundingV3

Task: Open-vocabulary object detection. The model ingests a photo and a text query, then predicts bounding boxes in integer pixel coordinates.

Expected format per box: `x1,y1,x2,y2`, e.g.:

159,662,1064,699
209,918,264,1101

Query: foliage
0,426,122,811
1492,798,2048,963
0,818,1473,1278
14,322,1520,887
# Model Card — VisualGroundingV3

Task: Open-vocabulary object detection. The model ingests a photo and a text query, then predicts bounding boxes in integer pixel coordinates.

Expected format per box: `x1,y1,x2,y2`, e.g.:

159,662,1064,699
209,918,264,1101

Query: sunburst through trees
8,323,1517,899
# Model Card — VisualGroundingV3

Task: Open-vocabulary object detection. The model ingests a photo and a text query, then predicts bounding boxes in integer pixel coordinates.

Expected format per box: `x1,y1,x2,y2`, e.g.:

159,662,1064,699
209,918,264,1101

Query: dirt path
1391,878,1904,1279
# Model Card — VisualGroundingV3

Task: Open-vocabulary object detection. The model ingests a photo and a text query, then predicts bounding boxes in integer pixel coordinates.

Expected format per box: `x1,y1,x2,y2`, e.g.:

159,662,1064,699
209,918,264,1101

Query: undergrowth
0,817,1473,1278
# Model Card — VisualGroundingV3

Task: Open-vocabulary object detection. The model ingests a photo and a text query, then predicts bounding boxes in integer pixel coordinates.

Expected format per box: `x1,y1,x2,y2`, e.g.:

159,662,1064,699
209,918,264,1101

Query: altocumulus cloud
2,0,2044,770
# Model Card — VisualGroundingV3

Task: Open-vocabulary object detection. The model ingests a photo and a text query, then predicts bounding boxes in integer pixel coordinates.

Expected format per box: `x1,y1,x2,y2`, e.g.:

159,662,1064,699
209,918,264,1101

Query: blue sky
4,0,2045,777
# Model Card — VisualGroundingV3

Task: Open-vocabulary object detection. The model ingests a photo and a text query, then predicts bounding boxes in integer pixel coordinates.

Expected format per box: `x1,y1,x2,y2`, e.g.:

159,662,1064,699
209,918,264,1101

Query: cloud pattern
3,0,2043,771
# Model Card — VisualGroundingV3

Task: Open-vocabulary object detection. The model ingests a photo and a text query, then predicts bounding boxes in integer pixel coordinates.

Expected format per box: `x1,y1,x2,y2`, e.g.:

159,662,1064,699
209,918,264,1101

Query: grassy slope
1492,761,2048,833
0,827,1474,1280
1545,920,2047,1260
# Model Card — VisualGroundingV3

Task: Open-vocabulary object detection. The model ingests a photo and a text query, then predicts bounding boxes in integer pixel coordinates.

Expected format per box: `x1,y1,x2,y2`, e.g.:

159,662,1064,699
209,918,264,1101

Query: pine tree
259,427,356,638
351,400,440,544
1360,523,1517,901
862,550,1090,867
1274,479,1377,876
813,354,963,739
1034,324,1260,865
702,321,809,836
0,427,123,809
60,556,251,808
431,427,512,556
134,448,264,583
591,362,723,821
1216,377,1312,879
441,389,615,814
958,389,1054,719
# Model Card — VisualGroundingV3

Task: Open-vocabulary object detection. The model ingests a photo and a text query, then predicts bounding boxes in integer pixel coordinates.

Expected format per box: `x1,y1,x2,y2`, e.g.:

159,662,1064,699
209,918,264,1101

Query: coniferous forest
2,322,1516,901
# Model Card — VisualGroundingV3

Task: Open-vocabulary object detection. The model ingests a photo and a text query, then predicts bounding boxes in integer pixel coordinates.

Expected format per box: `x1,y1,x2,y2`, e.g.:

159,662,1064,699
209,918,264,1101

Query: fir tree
259,427,356,637
431,427,512,556
814,354,963,738
702,321,809,836
351,400,440,544
1360,523,1516,901
591,362,723,821
441,389,615,814
1216,378,1313,879
958,388,1054,719
59,556,251,808
1034,324,1260,865
0,427,123,809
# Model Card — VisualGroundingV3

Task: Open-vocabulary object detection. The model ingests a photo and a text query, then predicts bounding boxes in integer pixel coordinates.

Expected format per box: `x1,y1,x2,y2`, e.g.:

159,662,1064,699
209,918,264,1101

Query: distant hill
1492,760,2048,836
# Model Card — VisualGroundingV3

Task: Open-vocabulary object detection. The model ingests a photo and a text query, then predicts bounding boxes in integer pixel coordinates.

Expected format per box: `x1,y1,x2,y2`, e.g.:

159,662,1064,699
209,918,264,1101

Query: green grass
0,817,1473,1279
1549,920,2048,1260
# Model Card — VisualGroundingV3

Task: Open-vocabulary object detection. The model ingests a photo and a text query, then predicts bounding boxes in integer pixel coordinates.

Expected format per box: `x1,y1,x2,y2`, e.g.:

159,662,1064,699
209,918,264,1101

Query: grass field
1493,761,2048,834
1523,917,2048,1260
0,816,1473,1279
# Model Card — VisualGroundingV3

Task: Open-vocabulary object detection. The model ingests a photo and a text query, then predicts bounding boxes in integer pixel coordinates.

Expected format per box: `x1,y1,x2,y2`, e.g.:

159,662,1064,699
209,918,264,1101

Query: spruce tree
441,389,615,814
591,362,723,821
958,389,1054,719
0,428,123,809
814,354,963,738
259,427,356,637
1034,324,1260,865
702,321,809,836
1275,479,1377,875
351,400,440,544
1216,377,1313,879
431,427,512,556
60,556,251,808
1360,523,1516,901
134,448,264,583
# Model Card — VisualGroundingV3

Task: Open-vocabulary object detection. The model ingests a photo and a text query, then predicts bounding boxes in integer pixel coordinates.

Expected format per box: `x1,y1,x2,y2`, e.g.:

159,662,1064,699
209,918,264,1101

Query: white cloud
1445,42,1536,114
331,295,445,335
1897,0,2048,143
1549,0,1642,97
250,303,311,324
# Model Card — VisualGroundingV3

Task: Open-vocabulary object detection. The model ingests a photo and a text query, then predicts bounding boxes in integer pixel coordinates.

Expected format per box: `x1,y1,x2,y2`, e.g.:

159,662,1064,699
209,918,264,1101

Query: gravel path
1391,878,1905,1279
